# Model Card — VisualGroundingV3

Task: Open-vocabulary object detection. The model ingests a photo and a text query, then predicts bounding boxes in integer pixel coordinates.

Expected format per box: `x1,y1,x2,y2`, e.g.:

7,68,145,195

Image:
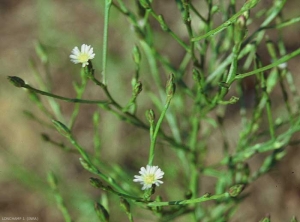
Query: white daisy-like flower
70,44,95,67
133,165,164,190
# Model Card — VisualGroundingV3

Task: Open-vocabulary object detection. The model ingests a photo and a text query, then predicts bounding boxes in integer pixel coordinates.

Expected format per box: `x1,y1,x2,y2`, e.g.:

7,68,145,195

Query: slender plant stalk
148,96,172,165
102,0,112,85
235,48,300,81
24,83,110,104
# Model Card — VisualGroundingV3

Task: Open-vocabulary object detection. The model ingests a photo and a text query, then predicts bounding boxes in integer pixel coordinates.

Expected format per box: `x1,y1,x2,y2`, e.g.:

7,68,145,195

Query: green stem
102,0,112,85
257,62,275,140
149,10,190,52
23,84,110,105
190,3,206,22
148,97,172,165
182,1,197,63
222,122,300,164
69,69,88,129
206,44,255,83
147,192,230,207
47,172,73,222
192,0,260,42
261,16,300,30
68,135,126,193
235,48,300,80
29,59,64,121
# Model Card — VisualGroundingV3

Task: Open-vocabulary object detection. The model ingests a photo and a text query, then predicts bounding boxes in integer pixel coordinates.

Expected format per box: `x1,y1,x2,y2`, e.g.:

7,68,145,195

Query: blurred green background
1,0,300,221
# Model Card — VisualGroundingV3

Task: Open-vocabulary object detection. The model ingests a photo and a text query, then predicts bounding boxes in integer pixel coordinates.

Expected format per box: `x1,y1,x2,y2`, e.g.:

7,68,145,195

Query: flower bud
259,215,271,222
47,171,58,189
85,61,95,78
132,45,141,64
41,133,50,142
79,158,98,174
203,193,211,198
192,69,201,84
120,198,131,214
52,120,71,137
228,184,245,197
90,177,103,189
234,15,247,44
133,81,143,97
266,39,277,59
146,109,155,124
229,96,239,104
290,216,298,222
139,0,151,9
7,76,26,88
185,190,193,199
34,41,48,64
94,202,110,222
158,15,169,31
166,73,176,98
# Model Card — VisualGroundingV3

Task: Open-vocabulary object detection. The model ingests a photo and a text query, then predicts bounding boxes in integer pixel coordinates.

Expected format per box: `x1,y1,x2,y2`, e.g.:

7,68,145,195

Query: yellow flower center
78,53,89,63
144,174,155,185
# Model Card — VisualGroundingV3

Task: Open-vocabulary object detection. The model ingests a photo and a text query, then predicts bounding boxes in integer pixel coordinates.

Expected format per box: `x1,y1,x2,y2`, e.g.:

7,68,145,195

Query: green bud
85,61,95,78
93,111,100,124
237,15,246,28
192,69,201,84
203,193,211,198
23,110,35,120
158,15,169,31
211,5,219,14
131,77,137,88
34,41,48,64
120,198,131,214
275,150,286,161
90,177,103,189
7,76,26,88
143,185,155,201
52,120,71,137
166,73,176,98
94,202,110,222
219,81,230,89
228,96,239,104
41,133,50,142
259,215,271,222
133,81,143,97
136,0,146,17
234,15,247,44
132,45,141,64
266,39,277,59
155,195,162,202
185,190,193,199
139,0,151,9
243,0,260,9
47,171,58,189
243,10,250,20
146,109,155,124
228,184,245,197
79,158,97,174
291,216,298,222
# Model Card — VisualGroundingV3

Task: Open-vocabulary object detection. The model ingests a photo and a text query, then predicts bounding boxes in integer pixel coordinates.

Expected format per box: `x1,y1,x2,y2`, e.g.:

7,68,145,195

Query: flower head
133,165,164,190
70,44,95,67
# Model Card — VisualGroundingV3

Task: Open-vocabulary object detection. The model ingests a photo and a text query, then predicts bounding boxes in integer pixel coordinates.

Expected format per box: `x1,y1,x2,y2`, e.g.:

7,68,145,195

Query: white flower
70,44,95,67
133,165,164,190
